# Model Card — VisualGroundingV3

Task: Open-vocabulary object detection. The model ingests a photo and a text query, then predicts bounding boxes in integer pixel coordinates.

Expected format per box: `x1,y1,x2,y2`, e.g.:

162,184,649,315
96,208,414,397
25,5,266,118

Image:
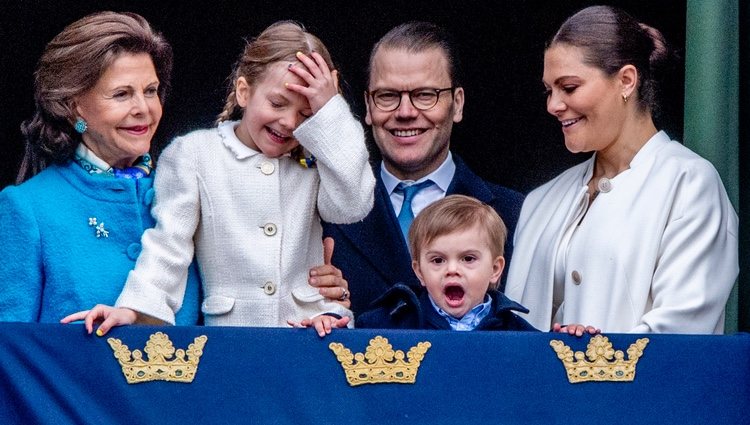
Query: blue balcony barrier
0,323,748,424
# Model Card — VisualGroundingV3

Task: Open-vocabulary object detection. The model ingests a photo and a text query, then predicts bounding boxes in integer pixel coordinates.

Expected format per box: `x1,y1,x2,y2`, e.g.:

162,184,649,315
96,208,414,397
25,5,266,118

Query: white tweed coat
116,95,375,326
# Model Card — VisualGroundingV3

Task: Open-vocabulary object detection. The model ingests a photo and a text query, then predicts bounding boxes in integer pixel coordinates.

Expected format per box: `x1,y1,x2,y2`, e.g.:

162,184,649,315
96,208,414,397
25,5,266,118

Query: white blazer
505,131,738,334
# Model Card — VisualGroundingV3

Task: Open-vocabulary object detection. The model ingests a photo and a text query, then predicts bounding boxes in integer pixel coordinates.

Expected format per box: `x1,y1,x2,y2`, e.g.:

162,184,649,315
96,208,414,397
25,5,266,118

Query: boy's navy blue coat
356,283,539,331
322,155,524,317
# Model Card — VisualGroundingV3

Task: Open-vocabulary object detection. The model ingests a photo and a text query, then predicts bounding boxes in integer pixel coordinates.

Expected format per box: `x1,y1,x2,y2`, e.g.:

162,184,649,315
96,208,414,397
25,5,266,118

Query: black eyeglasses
366,87,455,112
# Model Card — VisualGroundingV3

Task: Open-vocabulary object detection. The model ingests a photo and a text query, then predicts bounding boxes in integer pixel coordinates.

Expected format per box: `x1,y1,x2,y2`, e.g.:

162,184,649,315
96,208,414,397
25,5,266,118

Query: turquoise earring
74,118,87,134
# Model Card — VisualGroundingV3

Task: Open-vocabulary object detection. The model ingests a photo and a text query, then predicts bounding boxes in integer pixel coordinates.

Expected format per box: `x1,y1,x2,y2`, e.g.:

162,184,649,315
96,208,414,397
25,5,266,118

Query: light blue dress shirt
430,294,493,331
381,152,456,217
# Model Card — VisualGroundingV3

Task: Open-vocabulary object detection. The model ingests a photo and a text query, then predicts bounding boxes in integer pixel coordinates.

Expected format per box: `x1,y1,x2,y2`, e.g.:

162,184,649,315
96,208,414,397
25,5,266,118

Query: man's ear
452,86,464,123
364,90,373,126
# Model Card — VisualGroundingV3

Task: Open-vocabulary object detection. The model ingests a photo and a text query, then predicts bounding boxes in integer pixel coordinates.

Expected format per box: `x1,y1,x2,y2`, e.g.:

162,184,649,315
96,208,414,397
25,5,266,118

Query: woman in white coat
504,5,738,334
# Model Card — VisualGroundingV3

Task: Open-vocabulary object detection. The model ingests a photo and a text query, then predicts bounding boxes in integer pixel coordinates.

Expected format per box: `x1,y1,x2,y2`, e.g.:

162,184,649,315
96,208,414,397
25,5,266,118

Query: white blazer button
262,281,276,295
260,161,275,175
262,223,277,236
571,270,582,285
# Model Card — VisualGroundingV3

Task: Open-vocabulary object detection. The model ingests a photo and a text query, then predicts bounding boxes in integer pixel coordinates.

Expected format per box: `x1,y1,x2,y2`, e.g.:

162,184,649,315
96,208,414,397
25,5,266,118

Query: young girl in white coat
64,21,375,335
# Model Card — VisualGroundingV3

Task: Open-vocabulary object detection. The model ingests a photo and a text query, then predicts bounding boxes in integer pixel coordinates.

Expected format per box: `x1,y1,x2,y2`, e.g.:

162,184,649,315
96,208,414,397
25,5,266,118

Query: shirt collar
75,143,112,174
429,292,493,331
381,151,456,195
74,143,153,178
218,120,261,159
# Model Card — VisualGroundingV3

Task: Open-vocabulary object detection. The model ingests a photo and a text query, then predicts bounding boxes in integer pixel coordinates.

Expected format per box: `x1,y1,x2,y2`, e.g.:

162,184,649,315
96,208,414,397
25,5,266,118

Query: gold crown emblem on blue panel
107,332,208,384
329,335,431,386
550,334,649,383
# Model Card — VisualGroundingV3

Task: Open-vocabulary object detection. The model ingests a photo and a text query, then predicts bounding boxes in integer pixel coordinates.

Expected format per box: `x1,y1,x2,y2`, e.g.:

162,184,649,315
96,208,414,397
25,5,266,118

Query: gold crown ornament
329,335,431,386
107,332,208,384
549,334,649,383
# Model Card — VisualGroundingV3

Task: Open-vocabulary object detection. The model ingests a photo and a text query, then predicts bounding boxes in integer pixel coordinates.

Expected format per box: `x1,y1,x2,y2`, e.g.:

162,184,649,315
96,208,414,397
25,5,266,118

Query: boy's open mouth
444,285,465,307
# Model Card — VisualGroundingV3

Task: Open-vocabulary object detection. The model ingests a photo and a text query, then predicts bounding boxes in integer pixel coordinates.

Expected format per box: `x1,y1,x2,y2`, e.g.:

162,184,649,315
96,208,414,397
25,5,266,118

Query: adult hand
308,237,351,309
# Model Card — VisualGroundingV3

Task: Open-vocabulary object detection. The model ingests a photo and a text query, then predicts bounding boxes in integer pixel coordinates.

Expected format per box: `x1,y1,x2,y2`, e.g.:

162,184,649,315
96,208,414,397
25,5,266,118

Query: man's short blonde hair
408,195,507,288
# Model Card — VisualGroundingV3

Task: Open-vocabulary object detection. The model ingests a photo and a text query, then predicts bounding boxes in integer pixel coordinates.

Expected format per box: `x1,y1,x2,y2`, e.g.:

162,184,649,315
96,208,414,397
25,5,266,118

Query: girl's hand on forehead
286,51,339,114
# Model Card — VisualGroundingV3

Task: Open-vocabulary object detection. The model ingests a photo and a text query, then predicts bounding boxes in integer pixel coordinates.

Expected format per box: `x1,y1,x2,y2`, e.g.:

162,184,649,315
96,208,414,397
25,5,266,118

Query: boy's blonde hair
217,20,337,123
408,195,507,289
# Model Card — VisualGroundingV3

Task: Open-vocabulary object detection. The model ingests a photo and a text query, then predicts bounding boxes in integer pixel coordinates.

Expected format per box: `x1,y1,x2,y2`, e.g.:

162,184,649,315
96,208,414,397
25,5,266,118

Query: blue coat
322,155,524,316
356,283,538,331
0,161,201,324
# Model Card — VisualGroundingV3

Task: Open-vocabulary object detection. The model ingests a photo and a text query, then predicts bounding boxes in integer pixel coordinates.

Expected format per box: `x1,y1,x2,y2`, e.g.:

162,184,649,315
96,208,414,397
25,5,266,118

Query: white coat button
571,270,582,285
262,281,276,295
260,161,275,175
597,177,613,193
262,223,277,236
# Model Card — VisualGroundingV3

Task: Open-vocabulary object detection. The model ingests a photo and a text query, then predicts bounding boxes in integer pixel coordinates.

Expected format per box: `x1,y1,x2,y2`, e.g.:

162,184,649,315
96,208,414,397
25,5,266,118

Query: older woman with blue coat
0,12,200,324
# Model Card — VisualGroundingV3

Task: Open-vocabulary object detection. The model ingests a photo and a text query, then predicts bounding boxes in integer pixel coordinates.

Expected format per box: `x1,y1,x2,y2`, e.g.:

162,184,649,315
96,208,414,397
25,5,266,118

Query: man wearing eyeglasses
322,21,524,317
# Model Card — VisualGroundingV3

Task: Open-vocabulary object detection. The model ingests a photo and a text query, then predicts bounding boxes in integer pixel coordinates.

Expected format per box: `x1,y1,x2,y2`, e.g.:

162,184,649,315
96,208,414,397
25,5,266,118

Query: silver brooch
88,217,109,238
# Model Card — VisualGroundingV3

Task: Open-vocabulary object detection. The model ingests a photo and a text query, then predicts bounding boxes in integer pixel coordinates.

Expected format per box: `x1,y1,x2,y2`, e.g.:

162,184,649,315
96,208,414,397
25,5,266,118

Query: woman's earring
74,118,87,134
622,93,629,103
